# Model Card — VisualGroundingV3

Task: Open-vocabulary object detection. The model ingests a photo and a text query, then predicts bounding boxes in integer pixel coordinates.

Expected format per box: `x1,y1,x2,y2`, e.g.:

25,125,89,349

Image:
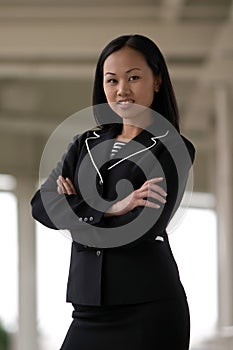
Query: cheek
140,84,155,105
104,86,115,102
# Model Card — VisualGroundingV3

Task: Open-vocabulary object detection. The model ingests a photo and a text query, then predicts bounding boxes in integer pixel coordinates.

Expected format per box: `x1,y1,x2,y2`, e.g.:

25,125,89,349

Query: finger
57,178,67,194
137,198,160,209
57,176,66,193
58,176,73,195
136,189,166,204
58,176,77,195
57,177,72,194
149,184,167,198
144,177,164,185
139,183,167,198
57,186,63,195
147,191,167,204
61,179,74,195
65,178,77,194
58,175,65,182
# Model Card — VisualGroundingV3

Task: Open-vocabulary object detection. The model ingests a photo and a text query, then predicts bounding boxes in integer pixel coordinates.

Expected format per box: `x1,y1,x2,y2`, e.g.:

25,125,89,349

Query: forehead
103,46,148,72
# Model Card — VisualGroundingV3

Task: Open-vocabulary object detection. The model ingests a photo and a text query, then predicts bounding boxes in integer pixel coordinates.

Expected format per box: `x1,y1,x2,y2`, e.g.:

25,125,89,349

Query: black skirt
60,297,190,350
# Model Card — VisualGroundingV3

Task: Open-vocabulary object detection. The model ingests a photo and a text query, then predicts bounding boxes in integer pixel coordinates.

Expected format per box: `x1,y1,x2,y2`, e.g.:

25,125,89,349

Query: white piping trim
107,130,169,170
85,131,104,185
85,130,169,185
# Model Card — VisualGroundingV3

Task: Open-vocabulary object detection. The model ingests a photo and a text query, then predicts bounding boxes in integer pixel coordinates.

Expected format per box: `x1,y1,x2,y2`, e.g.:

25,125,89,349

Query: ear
154,74,162,92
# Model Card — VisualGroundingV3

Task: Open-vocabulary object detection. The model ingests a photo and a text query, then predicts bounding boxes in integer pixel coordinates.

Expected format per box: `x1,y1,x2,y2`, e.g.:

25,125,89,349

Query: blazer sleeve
30,135,113,230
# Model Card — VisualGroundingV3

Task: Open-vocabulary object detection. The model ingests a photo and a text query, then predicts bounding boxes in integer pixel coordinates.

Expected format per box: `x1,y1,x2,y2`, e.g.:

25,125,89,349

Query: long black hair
92,34,180,132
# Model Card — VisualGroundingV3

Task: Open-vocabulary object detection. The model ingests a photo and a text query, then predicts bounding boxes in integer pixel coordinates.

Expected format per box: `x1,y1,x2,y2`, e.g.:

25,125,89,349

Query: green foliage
0,322,9,350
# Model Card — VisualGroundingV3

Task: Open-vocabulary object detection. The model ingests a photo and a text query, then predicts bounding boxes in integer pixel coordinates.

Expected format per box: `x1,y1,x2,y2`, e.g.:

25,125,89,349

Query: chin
111,103,149,121
121,110,152,126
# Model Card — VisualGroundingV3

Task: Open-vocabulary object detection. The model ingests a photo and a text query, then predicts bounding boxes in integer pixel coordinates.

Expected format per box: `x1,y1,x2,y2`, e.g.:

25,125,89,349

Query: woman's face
103,46,161,120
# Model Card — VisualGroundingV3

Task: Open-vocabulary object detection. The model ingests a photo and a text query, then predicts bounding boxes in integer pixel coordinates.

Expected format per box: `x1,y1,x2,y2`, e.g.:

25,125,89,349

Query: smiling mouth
117,100,135,106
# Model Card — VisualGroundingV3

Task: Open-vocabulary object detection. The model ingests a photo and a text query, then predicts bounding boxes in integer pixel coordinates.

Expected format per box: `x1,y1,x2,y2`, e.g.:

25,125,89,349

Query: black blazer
31,122,195,306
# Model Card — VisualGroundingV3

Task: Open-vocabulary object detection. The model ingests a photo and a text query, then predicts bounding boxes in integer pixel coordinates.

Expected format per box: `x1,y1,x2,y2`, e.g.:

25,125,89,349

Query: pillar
215,85,233,328
15,177,38,350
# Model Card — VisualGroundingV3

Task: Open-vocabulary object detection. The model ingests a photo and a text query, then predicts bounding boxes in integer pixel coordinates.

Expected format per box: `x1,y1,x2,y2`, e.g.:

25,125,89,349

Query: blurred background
0,0,232,349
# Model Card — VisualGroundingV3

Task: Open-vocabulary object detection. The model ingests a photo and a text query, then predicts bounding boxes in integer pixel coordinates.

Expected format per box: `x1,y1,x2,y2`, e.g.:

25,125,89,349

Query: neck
120,112,154,140
119,124,143,140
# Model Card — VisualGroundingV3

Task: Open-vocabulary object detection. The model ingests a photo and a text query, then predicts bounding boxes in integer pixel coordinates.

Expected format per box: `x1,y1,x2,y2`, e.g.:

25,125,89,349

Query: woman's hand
56,176,77,195
104,177,167,217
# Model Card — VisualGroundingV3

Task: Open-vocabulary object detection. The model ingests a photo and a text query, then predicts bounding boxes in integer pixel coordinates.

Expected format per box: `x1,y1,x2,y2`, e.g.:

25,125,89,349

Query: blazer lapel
106,127,169,171
85,123,169,181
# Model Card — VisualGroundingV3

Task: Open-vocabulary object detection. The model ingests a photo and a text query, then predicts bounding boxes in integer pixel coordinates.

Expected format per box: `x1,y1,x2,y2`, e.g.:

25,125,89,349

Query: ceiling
0,0,232,193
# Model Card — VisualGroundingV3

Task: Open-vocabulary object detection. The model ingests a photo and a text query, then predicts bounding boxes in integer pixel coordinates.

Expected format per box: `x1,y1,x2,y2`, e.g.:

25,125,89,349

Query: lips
117,99,134,105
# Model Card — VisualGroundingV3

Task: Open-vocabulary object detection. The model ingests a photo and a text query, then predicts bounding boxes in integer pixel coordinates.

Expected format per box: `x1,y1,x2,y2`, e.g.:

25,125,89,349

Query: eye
106,78,117,84
129,75,140,81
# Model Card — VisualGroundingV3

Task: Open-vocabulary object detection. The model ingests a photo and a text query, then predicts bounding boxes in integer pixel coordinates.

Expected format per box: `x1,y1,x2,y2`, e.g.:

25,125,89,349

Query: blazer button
83,217,88,222
96,250,101,256
78,217,83,222
89,216,94,222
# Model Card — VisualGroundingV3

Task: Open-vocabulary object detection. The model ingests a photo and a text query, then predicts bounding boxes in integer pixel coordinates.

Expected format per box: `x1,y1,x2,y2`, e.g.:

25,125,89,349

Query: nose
117,80,131,97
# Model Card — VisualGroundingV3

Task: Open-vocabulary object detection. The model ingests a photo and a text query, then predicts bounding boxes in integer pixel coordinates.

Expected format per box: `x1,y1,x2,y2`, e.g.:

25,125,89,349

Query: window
169,194,217,346
0,191,18,333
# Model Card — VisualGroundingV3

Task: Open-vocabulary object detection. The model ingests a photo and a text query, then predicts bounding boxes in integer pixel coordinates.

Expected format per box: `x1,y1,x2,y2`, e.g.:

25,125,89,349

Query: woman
31,34,195,349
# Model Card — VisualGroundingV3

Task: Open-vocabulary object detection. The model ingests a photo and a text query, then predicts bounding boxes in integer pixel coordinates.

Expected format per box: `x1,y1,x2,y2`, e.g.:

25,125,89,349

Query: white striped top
110,141,127,159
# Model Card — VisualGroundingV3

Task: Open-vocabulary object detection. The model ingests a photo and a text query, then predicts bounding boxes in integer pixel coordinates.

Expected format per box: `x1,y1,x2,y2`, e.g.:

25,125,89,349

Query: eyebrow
104,68,142,76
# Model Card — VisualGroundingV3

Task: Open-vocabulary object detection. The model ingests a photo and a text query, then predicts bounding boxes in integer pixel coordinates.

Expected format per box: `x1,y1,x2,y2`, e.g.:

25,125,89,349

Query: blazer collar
85,123,169,184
